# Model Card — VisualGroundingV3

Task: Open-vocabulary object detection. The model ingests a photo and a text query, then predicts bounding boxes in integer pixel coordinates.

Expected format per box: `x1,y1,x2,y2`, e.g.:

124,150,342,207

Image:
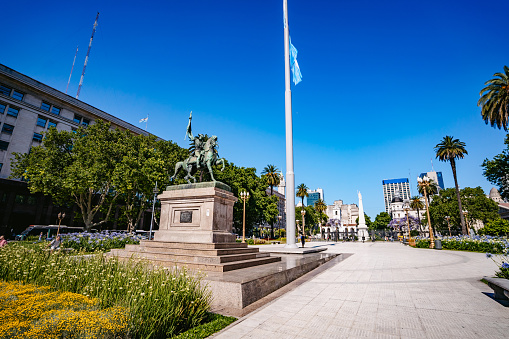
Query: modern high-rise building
307,188,323,207
382,178,411,213
419,171,444,190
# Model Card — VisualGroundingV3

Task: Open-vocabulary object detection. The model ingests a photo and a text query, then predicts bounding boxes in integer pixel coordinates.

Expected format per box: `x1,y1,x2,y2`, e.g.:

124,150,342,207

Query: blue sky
2,0,508,218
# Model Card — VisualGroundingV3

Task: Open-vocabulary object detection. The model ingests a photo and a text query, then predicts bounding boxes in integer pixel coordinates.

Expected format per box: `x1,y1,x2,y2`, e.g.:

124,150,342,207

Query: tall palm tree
410,196,425,234
478,66,509,131
435,136,468,235
296,183,309,207
261,164,280,239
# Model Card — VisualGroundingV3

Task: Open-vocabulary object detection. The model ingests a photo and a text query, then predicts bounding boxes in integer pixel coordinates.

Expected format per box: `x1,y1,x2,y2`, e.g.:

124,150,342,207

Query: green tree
478,66,509,131
478,219,509,236
112,134,186,232
10,121,123,230
482,134,509,200
296,183,309,206
355,213,373,229
435,136,468,235
314,199,327,227
261,164,281,238
428,187,499,234
295,206,317,236
373,212,391,230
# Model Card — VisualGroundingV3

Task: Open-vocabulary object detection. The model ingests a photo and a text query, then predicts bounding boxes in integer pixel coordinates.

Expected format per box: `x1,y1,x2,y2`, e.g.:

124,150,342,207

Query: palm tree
296,183,309,207
314,199,327,231
261,164,280,196
410,196,425,234
478,66,509,131
435,136,468,235
417,178,439,204
261,164,280,239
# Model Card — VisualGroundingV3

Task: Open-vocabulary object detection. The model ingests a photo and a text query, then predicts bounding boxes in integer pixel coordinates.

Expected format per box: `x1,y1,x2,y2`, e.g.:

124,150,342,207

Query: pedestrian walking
300,233,305,248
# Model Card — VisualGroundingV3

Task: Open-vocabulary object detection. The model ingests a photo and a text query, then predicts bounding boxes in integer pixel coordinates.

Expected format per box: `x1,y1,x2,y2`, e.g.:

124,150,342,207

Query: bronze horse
170,136,225,183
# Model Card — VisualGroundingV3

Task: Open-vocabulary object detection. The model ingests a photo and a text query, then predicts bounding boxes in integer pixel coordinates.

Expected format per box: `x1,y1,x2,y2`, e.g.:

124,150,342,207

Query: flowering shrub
414,235,508,254
61,231,141,252
0,281,128,339
0,242,210,338
486,252,509,279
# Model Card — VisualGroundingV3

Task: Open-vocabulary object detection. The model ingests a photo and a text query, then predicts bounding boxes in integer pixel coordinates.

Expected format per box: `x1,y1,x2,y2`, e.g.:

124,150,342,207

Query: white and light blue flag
290,38,302,85
139,117,148,123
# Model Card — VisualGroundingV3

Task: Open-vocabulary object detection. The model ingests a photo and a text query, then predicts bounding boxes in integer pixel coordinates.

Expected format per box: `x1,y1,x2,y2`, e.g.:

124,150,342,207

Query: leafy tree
373,212,391,230
435,136,468,234
296,183,308,207
314,199,327,226
478,66,509,131
261,164,280,238
388,216,421,233
355,213,373,229
295,206,317,236
478,219,509,236
10,121,123,230
214,161,271,236
482,134,509,200
112,133,186,232
428,187,499,235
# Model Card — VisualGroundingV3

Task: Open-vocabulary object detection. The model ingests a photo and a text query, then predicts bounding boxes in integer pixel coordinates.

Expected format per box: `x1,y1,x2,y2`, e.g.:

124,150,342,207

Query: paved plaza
212,242,508,338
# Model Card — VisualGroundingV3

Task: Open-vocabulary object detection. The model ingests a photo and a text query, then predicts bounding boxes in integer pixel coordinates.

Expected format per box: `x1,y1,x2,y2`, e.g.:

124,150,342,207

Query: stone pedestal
154,181,238,243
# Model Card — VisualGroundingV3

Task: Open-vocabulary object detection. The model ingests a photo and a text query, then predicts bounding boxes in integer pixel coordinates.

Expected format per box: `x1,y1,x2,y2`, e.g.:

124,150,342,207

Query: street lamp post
240,191,250,243
417,176,435,249
463,210,469,235
278,215,282,241
403,204,411,241
149,181,158,241
445,215,451,237
56,212,66,237
301,209,306,236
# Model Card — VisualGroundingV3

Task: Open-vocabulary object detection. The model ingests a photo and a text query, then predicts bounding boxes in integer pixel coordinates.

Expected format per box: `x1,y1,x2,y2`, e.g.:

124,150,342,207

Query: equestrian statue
170,112,225,183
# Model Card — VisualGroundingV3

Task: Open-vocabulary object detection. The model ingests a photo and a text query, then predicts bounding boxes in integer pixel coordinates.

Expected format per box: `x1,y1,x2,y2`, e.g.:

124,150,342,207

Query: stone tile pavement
212,242,508,338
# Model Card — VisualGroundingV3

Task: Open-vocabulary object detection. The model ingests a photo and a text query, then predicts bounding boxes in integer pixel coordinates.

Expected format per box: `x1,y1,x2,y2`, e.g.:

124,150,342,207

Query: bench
484,277,509,301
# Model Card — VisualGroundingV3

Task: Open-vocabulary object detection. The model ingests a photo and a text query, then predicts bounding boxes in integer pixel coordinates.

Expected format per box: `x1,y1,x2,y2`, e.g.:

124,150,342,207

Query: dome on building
490,187,501,198
391,196,403,203
489,187,503,203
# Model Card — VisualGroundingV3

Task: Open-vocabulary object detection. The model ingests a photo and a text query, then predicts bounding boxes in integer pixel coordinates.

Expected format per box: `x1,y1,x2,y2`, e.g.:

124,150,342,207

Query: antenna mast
76,12,99,99
65,45,79,94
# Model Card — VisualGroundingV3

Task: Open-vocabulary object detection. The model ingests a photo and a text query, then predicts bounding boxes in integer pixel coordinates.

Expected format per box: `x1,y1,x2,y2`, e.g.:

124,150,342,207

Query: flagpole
145,114,148,131
283,0,297,248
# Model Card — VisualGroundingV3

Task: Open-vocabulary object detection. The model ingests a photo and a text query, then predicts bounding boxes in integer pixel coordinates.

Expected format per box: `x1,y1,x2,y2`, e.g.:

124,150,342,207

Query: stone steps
109,241,281,272
124,244,259,256
111,249,280,272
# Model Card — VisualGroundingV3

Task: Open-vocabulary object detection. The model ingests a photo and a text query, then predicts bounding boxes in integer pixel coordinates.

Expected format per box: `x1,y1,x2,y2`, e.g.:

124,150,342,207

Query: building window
73,114,83,124
0,140,8,151
0,163,2,172
33,133,43,143
47,121,57,129
1,124,14,134
12,90,24,101
41,102,51,111
37,117,47,127
82,118,90,126
0,85,11,96
7,107,19,118
0,103,5,113
51,106,61,115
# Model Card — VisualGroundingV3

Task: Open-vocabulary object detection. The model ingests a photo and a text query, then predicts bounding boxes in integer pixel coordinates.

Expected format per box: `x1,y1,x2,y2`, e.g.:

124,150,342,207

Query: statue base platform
154,181,237,244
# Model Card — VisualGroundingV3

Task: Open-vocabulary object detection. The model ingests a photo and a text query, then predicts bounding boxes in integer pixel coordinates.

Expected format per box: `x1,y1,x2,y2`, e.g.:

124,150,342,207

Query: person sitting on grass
48,235,62,251
0,235,7,248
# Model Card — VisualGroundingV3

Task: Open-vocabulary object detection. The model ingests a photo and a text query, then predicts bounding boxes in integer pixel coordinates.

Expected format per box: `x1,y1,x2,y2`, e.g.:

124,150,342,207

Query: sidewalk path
212,242,508,338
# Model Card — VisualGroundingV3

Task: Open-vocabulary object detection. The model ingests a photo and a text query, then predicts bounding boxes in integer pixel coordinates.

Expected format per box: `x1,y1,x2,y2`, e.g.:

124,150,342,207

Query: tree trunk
450,159,467,235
